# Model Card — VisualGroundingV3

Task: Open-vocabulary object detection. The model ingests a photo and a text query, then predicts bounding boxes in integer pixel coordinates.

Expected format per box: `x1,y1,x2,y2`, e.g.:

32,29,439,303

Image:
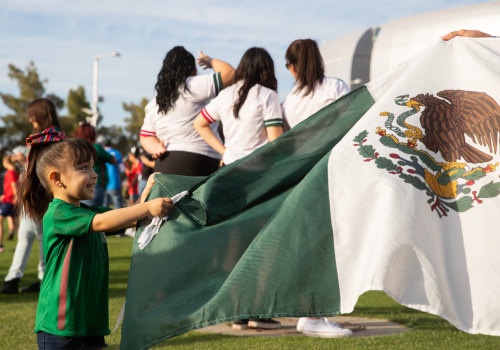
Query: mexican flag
121,38,500,349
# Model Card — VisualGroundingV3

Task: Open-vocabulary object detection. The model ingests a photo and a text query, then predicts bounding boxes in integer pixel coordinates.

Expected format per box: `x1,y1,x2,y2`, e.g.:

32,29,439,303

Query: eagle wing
418,96,466,162
437,90,500,155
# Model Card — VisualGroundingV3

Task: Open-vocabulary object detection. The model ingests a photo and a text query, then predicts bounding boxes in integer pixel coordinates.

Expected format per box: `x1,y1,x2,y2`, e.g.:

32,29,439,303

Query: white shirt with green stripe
141,72,223,159
201,81,283,164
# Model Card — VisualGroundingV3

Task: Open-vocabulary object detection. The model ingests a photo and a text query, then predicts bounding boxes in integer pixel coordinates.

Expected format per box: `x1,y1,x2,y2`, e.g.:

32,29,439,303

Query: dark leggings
154,151,219,176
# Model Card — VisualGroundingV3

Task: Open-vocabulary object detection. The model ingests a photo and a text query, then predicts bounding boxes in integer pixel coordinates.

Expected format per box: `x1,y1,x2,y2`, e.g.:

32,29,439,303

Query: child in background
0,154,20,251
20,128,172,350
125,147,142,206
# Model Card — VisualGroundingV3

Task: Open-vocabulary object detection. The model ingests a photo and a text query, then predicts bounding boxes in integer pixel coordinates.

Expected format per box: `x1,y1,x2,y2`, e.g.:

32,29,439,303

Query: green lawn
1,235,499,349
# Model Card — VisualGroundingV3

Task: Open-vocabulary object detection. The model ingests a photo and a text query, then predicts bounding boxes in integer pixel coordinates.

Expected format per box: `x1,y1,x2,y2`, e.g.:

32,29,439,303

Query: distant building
320,1,500,89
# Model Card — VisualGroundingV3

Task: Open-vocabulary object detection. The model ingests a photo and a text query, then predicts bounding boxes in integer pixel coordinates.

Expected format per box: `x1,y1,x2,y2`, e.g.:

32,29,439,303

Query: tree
97,125,129,156
61,86,91,135
122,98,148,146
0,62,63,150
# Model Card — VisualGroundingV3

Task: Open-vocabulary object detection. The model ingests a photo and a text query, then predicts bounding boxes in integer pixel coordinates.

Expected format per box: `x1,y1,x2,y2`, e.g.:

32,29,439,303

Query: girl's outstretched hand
146,197,173,217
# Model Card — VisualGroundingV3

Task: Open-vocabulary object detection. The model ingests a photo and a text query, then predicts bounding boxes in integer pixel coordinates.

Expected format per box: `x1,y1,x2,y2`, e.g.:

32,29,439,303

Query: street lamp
91,51,121,126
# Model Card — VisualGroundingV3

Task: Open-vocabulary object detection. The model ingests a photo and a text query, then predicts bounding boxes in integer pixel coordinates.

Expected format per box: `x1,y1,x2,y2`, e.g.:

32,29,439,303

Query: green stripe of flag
121,86,375,349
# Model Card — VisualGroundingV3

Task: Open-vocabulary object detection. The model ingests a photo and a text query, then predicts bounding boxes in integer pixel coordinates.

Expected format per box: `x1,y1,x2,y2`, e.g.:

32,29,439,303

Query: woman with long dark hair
284,39,352,338
193,47,283,166
140,46,234,176
193,47,283,331
1,98,62,295
282,39,350,130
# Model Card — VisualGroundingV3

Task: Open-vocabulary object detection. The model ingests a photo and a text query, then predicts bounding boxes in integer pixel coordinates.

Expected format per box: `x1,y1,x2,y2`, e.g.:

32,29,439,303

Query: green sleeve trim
213,72,223,95
264,119,283,127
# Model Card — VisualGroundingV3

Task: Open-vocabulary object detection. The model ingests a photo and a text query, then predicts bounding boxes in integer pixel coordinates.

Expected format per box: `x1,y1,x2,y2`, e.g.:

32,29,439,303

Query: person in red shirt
0,154,20,252
125,147,142,206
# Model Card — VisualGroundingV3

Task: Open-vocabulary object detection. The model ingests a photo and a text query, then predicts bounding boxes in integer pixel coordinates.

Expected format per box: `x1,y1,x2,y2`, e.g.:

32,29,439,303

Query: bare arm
140,135,166,159
140,155,155,169
266,126,283,142
193,114,226,155
90,197,173,233
441,29,493,41
197,51,235,88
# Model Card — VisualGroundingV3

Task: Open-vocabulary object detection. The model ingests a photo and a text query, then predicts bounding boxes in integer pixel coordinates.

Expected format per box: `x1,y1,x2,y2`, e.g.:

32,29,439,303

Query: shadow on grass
159,332,236,347
0,292,39,304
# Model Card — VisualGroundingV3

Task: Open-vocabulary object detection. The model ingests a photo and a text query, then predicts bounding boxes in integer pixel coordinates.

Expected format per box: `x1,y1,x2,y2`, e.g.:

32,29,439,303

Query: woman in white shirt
193,48,283,331
283,39,353,339
140,46,234,176
193,47,283,166
282,39,351,131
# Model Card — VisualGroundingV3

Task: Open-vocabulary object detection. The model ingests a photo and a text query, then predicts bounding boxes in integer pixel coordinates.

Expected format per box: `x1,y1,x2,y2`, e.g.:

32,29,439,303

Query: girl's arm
91,197,173,233
140,135,167,159
197,51,235,88
266,126,283,142
193,114,226,155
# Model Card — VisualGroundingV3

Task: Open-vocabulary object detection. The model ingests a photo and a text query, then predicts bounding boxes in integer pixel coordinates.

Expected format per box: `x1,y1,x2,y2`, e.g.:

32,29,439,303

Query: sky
0,0,494,127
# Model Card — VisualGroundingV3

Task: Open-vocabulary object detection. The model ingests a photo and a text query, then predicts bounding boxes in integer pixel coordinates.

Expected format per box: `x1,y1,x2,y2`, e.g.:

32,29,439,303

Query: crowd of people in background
0,29,494,348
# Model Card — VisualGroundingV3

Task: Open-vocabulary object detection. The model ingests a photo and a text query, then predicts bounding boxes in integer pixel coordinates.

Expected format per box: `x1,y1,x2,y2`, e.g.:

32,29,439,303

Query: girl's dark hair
26,98,62,132
285,39,324,96
20,138,97,221
155,46,196,115
73,122,96,143
233,47,277,118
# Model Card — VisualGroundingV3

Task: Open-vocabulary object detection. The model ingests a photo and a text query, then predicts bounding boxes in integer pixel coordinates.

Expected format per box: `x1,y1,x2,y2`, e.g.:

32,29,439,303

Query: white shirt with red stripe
201,81,283,165
141,73,222,159
282,77,351,129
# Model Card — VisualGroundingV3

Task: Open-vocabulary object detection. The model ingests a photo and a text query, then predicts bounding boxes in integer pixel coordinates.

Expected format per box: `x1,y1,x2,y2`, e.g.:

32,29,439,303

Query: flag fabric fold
121,38,500,349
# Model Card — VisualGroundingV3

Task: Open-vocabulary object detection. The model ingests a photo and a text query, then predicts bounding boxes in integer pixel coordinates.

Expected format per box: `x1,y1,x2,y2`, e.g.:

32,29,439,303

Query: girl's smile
53,159,98,206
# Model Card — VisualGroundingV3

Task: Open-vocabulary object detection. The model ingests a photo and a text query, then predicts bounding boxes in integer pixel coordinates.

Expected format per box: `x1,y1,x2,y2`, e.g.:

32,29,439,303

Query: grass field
1,234,499,349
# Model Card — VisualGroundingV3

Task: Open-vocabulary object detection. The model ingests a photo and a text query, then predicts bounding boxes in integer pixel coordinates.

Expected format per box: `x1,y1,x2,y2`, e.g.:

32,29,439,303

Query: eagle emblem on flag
355,90,500,218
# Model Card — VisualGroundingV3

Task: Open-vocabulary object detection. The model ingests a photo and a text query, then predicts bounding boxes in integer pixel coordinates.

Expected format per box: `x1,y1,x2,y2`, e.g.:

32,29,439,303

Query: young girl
20,128,172,350
193,47,283,331
0,154,20,252
73,122,116,207
193,47,283,166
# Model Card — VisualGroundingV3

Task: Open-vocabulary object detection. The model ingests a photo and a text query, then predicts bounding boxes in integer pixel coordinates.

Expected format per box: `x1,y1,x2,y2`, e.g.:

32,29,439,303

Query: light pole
91,51,121,126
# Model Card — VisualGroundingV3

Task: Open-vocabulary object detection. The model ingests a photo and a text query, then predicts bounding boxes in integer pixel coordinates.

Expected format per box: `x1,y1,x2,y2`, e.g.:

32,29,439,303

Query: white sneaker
301,317,352,338
296,317,308,331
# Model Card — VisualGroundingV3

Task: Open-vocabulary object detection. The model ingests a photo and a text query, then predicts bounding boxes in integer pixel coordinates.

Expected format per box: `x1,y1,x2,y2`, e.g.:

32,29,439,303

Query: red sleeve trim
140,130,156,137
201,108,215,123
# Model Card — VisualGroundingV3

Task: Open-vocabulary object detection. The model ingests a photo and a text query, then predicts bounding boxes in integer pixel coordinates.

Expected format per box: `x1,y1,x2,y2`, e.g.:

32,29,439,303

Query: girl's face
56,156,98,206
28,114,40,131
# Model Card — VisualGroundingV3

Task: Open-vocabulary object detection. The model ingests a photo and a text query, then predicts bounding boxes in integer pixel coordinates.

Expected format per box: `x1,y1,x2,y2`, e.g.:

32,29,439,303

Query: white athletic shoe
301,317,352,338
296,317,308,331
